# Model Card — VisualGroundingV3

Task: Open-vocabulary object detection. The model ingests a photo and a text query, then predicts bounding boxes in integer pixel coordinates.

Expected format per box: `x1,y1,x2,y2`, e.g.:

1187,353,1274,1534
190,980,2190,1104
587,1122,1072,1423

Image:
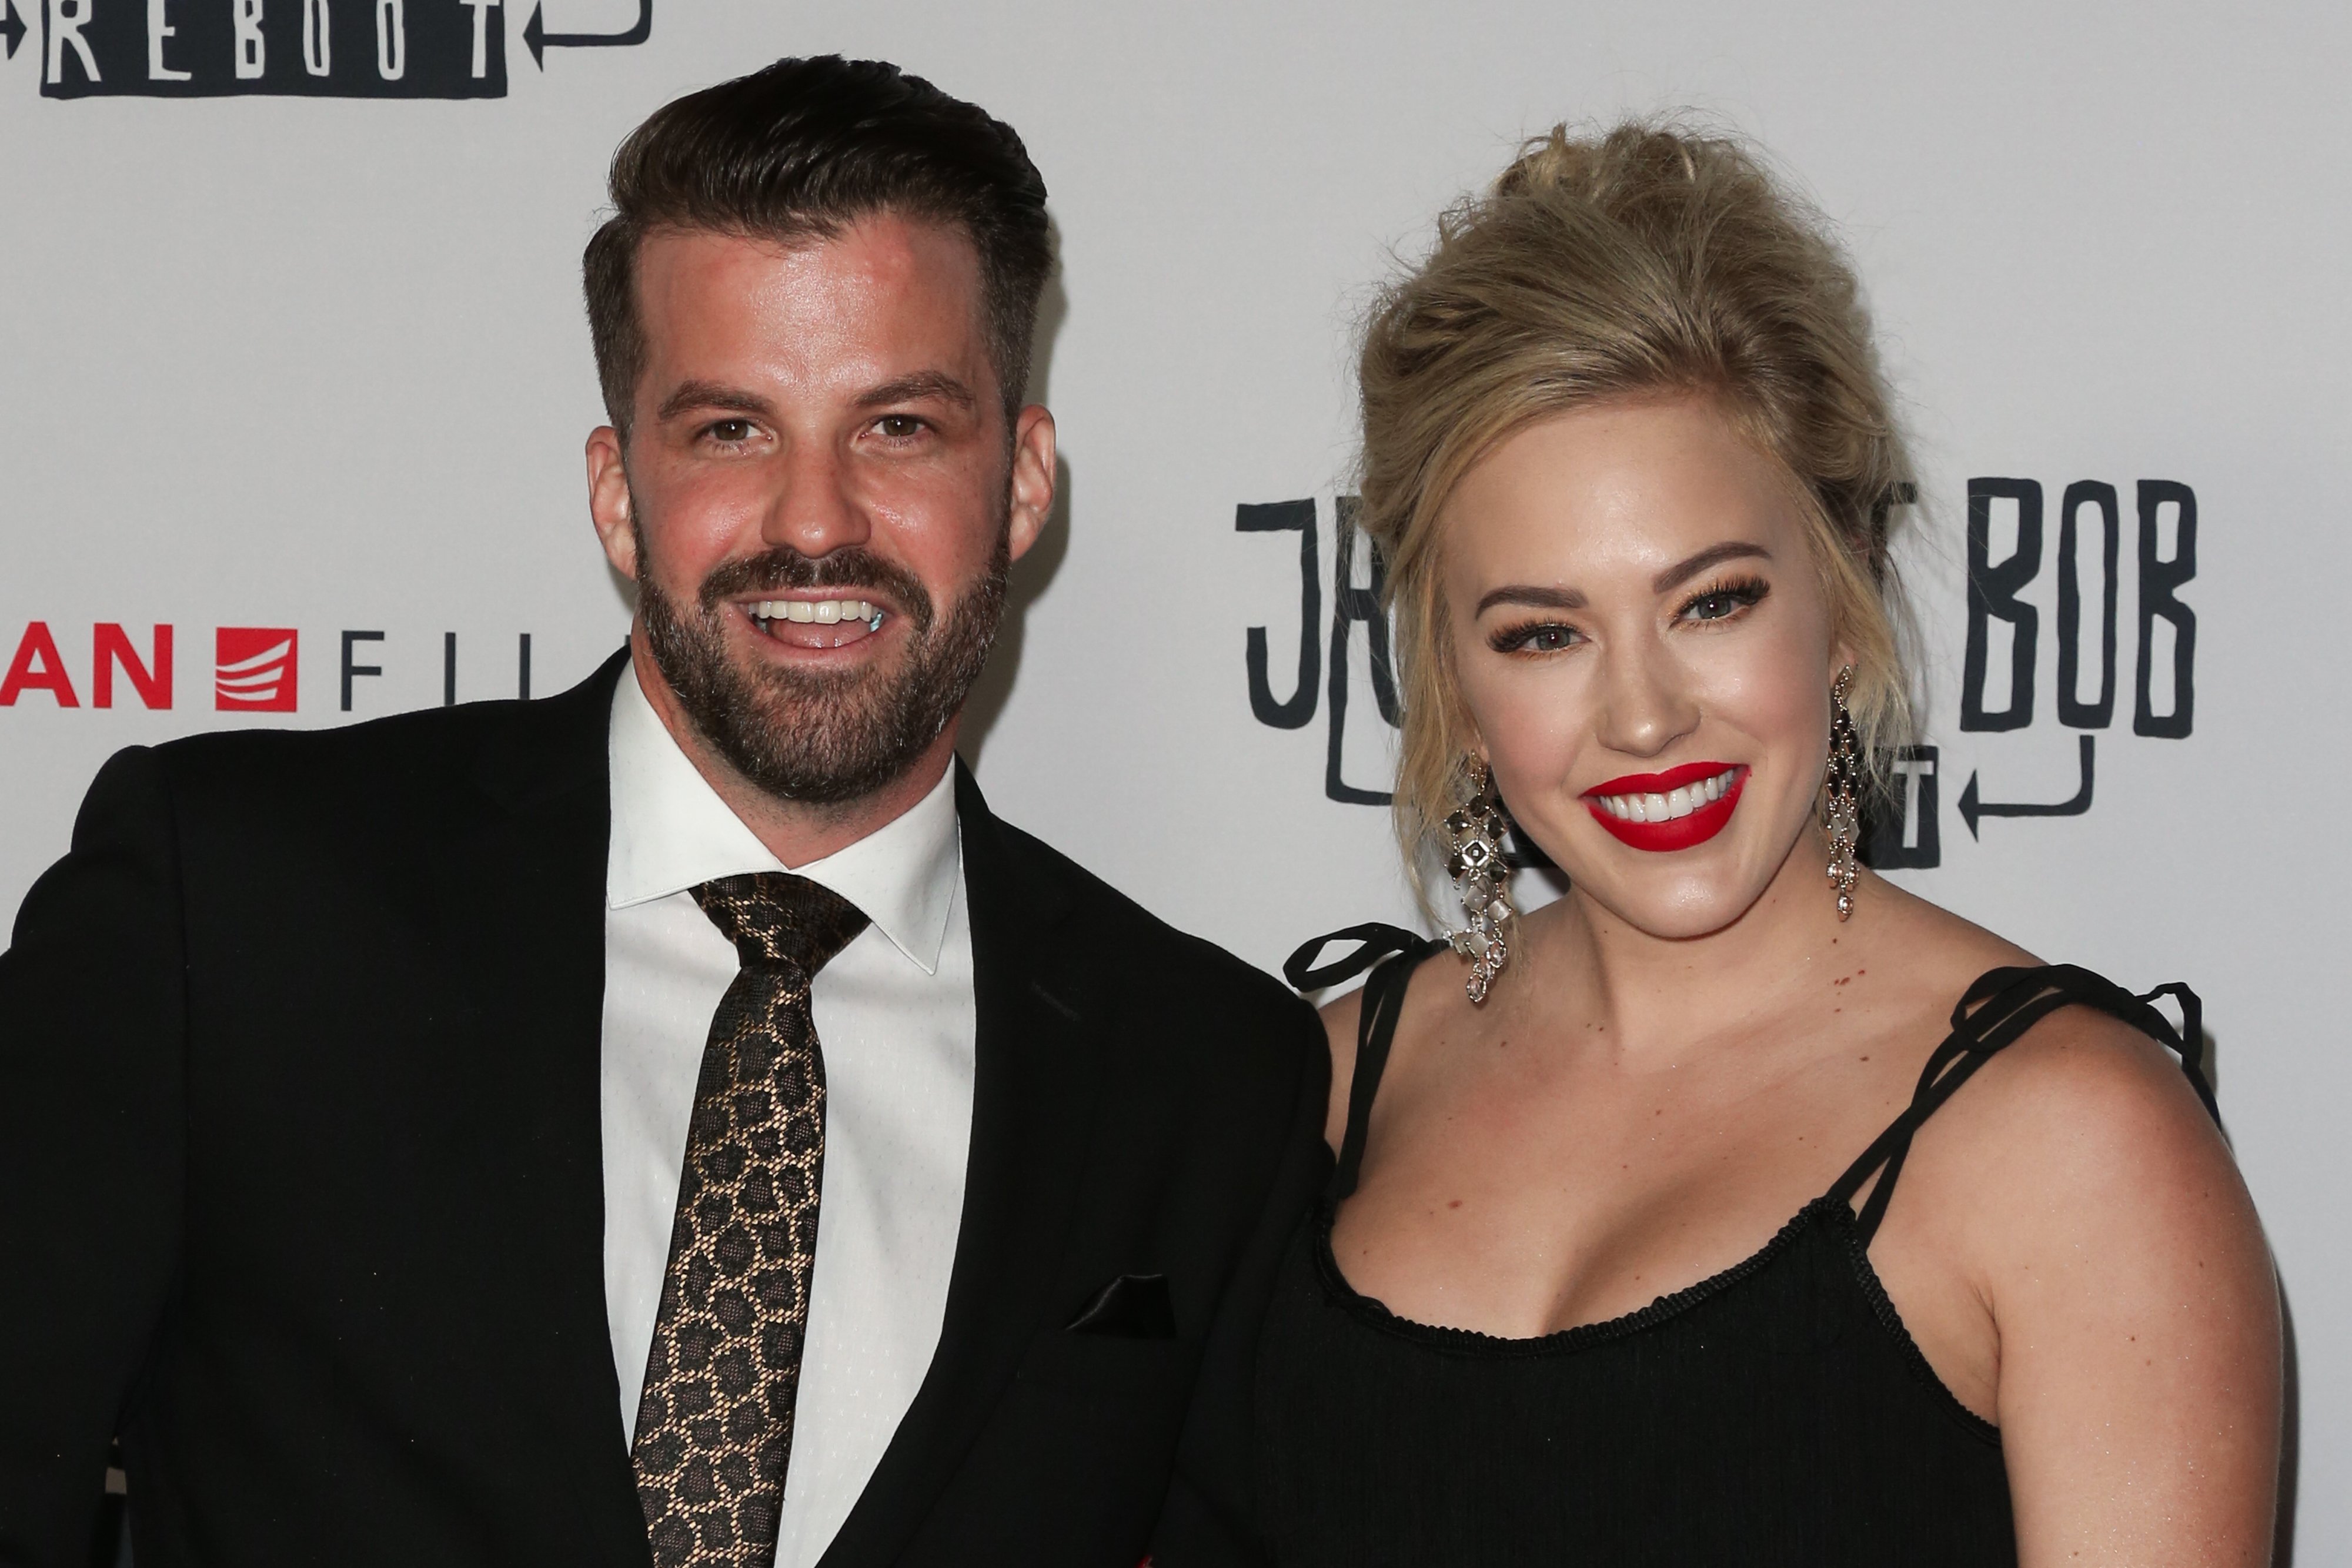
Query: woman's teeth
750,599,883,630
1594,767,1740,823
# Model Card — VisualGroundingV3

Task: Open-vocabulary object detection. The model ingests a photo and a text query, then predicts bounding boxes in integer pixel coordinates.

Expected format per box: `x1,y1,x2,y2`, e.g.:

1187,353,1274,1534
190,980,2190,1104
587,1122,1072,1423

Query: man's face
588,216,1054,805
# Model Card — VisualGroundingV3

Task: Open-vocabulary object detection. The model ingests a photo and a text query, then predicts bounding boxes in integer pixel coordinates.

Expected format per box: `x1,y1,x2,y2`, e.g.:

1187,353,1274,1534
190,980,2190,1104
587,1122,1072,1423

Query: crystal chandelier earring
1823,666,1861,921
1444,755,1516,1004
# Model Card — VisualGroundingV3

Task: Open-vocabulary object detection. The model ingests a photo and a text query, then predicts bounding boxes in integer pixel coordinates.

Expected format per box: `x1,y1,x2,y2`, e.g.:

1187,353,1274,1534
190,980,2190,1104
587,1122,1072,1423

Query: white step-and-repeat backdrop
2,1,2342,1554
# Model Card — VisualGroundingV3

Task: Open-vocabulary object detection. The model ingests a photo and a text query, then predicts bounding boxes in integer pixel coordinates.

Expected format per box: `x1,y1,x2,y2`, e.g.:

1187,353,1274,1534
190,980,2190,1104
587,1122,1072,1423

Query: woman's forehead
1439,399,1802,584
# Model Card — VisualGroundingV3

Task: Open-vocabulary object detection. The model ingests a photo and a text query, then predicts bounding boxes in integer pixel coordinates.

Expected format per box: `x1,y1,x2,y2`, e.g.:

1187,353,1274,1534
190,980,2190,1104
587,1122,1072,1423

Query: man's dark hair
584,55,1052,437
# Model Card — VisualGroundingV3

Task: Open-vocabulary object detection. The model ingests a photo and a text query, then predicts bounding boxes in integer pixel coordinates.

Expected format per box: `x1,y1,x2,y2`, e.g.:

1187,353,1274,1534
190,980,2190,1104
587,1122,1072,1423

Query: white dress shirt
601,664,975,1567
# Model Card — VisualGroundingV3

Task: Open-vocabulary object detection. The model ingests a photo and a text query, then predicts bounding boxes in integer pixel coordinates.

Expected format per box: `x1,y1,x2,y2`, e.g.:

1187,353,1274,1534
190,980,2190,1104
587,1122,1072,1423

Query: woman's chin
1565,868,1777,943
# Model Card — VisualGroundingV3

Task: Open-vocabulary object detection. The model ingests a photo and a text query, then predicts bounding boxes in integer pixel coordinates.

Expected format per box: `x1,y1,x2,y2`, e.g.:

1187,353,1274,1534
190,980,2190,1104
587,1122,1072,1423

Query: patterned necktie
630,871,870,1567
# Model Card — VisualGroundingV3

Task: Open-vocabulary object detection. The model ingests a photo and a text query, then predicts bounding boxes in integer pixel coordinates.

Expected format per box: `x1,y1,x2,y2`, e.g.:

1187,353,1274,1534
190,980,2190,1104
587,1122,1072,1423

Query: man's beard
634,516,1010,807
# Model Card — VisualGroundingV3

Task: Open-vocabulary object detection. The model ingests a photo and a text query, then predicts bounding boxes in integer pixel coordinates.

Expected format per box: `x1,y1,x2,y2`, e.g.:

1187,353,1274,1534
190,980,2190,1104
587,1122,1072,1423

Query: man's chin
726,646,883,700
637,549,1003,811
704,682,938,807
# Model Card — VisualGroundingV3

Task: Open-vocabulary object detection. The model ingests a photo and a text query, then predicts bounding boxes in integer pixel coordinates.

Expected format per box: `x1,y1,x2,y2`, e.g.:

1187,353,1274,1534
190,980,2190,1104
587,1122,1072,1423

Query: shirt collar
606,661,960,976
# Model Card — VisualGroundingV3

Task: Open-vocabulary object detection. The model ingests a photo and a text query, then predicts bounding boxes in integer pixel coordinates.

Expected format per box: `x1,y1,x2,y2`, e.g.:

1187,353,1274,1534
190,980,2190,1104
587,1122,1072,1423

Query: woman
1254,125,2279,1565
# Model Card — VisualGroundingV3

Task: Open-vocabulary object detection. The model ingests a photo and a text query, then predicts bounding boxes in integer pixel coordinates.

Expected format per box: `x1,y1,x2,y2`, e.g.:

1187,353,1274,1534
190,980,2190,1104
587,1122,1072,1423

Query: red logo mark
215,628,299,711
96,624,172,709
0,621,78,707
1,623,177,709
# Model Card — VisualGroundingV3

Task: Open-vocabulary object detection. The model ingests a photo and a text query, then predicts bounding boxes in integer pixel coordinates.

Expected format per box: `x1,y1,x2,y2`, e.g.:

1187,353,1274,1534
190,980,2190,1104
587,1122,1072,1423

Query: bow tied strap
1283,922,1442,991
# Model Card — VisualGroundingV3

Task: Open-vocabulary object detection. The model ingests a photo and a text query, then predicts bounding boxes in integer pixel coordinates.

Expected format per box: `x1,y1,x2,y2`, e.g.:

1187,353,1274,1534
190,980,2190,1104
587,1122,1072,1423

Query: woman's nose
1593,646,1702,759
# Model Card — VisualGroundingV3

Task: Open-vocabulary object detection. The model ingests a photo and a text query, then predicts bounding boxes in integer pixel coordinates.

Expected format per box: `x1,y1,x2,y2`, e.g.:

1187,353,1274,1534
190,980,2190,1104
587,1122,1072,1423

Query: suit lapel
459,648,653,1568
816,764,1109,1568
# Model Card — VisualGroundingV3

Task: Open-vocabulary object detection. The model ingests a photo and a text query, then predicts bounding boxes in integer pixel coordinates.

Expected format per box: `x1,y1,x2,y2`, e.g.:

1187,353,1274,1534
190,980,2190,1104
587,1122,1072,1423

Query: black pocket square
1065,1272,1176,1339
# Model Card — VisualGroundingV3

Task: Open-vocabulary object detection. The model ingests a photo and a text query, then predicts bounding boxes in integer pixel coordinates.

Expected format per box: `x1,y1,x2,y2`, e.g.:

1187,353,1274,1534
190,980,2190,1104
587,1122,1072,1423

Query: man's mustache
697,546,934,633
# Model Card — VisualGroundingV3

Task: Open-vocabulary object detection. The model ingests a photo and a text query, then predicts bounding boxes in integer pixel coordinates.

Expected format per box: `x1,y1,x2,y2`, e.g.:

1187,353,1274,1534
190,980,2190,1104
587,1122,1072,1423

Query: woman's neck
1517,829,1879,1065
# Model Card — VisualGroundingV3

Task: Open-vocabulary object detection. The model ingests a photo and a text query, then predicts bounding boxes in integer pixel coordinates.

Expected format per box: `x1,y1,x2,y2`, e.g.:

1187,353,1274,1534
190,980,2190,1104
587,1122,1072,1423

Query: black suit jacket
0,653,1325,1567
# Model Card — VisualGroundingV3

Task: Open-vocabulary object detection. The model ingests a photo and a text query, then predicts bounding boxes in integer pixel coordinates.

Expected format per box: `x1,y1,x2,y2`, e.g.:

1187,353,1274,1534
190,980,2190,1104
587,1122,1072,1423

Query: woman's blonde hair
1356,120,1914,890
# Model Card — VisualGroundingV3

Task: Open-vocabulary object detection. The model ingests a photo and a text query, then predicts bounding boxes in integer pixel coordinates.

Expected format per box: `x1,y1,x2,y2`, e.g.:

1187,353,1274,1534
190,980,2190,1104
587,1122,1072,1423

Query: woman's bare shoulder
1900,962,2255,1336
1942,989,2228,1186
1860,878,2223,1182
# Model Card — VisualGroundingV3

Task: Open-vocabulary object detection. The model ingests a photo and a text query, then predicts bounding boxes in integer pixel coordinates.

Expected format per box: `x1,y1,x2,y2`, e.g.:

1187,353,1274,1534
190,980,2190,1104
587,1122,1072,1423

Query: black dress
1254,927,2217,1567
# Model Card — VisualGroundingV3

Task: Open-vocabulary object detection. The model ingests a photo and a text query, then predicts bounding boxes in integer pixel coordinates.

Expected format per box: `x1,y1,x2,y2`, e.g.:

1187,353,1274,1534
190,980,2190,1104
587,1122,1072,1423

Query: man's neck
628,633,957,870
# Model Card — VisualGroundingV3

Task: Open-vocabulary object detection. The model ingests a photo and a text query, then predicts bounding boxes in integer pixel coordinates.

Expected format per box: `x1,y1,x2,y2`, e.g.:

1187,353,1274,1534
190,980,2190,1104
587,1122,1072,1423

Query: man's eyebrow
654,380,774,424
1476,584,1587,616
1653,541,1770,594
855,371,977,412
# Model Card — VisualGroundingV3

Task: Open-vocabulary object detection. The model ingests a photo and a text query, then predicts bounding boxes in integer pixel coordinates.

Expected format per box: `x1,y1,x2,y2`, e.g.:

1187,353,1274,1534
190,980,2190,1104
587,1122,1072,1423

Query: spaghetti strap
1283,923,1447,1199
1829,964,2218,1245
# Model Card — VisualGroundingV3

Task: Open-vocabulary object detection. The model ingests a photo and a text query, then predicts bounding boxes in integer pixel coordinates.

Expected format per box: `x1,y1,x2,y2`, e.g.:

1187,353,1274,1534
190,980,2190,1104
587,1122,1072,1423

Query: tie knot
691,872,871,976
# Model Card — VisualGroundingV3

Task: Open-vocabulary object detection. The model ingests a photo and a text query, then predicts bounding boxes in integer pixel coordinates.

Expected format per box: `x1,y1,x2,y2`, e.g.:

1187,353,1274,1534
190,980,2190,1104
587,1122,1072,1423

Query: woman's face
1438,395,1847,940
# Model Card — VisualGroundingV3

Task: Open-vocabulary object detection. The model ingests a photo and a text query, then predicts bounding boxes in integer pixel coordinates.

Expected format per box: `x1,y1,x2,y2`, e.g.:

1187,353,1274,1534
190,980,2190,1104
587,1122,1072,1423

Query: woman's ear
1459,711,1489,767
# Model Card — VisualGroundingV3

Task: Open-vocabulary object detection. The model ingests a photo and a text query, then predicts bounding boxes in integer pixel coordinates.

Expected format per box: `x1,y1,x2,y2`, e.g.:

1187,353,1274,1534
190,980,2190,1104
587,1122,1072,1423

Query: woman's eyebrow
1475,584,1586,616
1653,541,1770,593
1473,541,1772,616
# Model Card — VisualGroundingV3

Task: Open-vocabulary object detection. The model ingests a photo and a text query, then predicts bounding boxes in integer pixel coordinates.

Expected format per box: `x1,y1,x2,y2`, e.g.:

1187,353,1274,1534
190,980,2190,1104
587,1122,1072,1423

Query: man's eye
874,414,925,440
707,419,757,444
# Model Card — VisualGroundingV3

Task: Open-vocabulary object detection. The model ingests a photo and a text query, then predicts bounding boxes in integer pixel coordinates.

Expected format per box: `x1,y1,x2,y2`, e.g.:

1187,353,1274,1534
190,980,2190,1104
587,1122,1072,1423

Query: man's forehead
633,217,991,389
637,216,981,310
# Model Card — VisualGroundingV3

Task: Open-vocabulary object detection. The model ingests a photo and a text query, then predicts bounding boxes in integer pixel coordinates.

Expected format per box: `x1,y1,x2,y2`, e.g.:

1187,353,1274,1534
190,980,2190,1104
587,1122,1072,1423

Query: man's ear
1005,404,1057,564
587,426,638,580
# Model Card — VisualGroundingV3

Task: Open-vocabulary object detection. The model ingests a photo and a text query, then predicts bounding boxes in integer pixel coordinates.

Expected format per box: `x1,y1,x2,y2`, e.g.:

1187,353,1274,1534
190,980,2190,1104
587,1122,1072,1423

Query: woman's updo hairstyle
1357,120,1913,886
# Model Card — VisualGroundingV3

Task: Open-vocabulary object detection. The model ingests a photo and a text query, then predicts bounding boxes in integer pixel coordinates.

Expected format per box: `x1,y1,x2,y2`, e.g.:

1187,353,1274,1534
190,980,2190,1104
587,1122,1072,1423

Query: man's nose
1594,643,1702,760
759,439,871,558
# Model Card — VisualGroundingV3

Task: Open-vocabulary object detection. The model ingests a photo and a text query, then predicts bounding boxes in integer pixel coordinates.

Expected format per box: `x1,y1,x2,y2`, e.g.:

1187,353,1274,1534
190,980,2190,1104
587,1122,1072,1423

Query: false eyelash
1488,620,1579,654
1679,574,1772,621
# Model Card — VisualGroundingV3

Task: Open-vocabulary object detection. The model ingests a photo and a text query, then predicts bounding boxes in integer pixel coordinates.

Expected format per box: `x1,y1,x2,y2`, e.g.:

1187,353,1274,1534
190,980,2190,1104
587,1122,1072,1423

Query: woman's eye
1493,622,1580,654
1680,579,1769,623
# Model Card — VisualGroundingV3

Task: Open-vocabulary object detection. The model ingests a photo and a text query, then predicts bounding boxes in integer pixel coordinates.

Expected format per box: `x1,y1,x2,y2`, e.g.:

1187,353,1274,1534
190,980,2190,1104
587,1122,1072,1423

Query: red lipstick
1582,761,1748,852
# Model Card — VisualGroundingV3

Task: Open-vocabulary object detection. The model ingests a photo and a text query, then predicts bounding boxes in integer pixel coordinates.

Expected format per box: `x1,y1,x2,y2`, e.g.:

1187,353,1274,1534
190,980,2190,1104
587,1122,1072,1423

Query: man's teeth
751,599,881,627
1595,768,1740,823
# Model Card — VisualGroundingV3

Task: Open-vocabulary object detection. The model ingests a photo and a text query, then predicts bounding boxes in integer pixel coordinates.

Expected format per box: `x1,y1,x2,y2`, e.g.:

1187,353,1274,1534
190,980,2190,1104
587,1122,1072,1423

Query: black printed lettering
1961,477,2041,733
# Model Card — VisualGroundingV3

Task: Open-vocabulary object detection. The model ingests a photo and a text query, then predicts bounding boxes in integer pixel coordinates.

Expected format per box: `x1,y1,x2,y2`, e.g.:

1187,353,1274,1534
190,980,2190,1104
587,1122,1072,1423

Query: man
0,58,1323,1567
